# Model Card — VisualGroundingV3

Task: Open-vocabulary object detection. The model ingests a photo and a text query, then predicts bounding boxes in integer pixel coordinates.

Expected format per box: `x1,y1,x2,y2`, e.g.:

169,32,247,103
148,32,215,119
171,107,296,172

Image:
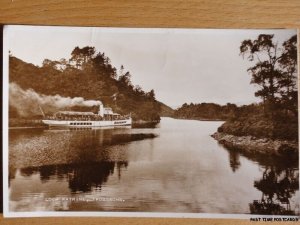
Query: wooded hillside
9,46,174,121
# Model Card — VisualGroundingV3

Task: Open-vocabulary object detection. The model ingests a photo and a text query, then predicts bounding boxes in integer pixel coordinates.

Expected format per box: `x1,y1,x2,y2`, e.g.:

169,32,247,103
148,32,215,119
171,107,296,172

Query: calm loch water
9,118,299,214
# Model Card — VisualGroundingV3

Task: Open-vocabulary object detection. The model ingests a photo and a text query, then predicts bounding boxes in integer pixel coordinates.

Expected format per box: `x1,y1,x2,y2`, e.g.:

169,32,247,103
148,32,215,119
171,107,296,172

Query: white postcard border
2,25,299,219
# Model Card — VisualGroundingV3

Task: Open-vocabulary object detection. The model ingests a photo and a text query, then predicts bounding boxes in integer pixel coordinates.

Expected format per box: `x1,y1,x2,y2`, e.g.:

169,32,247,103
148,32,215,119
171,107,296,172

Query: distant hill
159,102,175,117
9,47,173,121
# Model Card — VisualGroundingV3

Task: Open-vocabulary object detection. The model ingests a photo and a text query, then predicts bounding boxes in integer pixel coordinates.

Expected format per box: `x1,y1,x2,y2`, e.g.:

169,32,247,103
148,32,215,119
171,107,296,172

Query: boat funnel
98,103,104,117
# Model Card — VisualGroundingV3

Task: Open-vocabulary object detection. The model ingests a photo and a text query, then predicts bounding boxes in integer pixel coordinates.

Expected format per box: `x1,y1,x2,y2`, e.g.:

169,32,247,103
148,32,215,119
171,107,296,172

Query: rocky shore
211,132,298,158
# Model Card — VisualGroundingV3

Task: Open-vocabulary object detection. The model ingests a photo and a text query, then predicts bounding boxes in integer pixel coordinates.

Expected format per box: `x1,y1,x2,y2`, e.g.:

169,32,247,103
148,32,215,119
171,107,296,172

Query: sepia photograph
2,25,299,218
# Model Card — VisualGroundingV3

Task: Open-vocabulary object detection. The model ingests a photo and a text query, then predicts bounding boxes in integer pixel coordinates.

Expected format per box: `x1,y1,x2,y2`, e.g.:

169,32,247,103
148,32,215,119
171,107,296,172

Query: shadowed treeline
174,102,237,121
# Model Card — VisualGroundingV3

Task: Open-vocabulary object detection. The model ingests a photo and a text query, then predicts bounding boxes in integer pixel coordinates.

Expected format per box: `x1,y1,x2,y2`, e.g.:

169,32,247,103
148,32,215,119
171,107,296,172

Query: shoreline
9,126,47,129
132,120,160,124
211,132,298,158
174,117,225,122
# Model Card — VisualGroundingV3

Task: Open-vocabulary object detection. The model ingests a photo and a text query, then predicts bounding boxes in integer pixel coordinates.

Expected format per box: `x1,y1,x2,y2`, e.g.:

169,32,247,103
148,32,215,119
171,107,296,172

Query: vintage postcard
2,25,299,218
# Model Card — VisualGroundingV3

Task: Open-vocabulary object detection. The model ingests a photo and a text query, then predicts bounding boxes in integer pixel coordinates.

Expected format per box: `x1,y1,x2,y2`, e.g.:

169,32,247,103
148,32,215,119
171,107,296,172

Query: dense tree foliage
9,46,173,121
240,34,298,117
174,102,238,120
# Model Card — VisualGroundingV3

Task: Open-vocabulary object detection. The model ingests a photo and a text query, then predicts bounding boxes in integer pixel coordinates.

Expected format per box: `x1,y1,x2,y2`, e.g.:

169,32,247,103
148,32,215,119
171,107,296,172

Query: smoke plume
9,82,102,117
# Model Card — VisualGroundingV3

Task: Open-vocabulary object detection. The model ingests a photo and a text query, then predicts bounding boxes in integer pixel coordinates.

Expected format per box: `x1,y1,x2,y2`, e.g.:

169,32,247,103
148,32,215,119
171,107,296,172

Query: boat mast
38,105,46,118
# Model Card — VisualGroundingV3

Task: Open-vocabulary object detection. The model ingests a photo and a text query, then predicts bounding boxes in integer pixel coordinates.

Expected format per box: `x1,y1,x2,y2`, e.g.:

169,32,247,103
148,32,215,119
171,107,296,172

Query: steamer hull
42,118,132,127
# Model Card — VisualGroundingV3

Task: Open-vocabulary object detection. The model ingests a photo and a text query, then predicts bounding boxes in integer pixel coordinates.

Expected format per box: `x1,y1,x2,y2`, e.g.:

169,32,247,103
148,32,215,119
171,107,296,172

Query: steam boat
42,103,132,127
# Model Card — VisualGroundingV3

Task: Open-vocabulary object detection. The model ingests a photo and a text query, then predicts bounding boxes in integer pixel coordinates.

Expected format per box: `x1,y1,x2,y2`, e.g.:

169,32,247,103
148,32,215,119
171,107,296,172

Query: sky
4,25,297,108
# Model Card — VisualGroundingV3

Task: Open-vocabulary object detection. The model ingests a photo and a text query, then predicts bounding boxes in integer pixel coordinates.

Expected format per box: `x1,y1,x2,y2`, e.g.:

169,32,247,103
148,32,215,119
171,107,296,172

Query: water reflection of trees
9,129,157,169
18,161,128,193
9,130,156,193
228,150,241,172
221,144,299,215
250,166,299,215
